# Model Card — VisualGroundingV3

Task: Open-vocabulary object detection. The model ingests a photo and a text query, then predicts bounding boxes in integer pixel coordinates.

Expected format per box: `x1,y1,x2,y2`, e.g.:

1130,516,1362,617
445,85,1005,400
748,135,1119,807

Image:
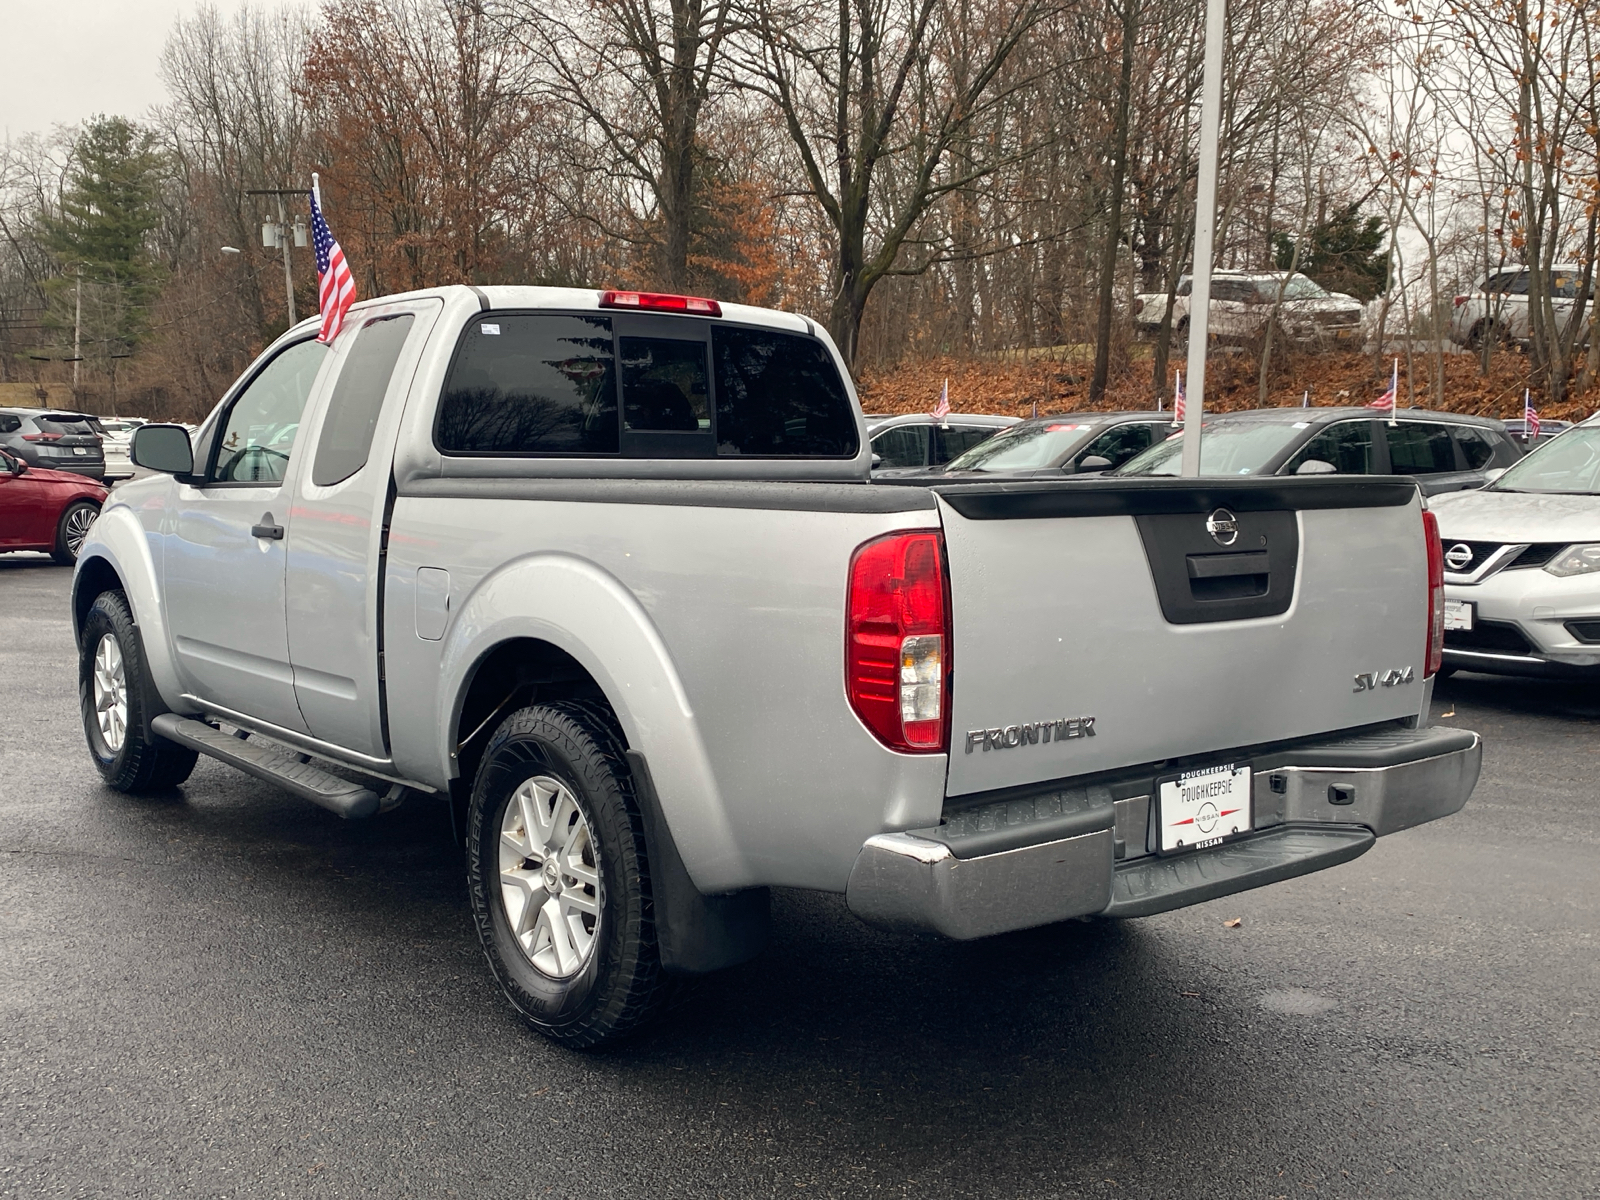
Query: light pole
1180,0,1228,477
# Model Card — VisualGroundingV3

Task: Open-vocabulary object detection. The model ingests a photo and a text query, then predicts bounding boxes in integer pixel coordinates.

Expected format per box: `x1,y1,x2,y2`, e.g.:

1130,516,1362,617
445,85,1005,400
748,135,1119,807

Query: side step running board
151,714,382,819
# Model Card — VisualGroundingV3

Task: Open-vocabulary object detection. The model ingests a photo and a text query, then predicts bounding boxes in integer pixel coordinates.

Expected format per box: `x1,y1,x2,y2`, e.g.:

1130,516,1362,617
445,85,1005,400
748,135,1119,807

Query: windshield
945,421,1095,471
1114,420,1308,476
1490,427,1600,494
1280,274,1328,300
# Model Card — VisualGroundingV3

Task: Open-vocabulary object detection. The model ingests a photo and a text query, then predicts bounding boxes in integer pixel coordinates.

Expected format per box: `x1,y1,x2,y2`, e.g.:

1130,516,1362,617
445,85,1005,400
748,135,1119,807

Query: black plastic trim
912,786,1115,859
467,285,490,310
398,475,938,512
924,475,1417,520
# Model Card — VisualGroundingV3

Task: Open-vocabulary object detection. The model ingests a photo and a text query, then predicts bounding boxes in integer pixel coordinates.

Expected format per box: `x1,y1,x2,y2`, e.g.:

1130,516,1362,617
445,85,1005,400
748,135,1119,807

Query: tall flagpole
1181,0,1228,477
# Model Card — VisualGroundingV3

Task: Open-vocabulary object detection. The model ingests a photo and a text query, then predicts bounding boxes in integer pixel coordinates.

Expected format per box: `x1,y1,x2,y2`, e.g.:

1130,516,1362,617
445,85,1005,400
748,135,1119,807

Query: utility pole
246,188,309,329
72,265,82,394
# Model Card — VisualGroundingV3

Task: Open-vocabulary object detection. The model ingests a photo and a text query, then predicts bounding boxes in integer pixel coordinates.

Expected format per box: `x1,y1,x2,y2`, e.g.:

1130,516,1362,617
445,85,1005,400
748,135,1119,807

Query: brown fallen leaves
856,347,1600,423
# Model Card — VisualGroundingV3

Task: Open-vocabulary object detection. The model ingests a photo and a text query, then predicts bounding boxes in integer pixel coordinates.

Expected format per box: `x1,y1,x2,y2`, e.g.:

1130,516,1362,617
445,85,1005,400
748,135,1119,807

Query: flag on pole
309,177,356,344
1524,389,1540,440
1172,370,1185,427
1366,357,1399,424
1302,389,1310,409
931,378,951,425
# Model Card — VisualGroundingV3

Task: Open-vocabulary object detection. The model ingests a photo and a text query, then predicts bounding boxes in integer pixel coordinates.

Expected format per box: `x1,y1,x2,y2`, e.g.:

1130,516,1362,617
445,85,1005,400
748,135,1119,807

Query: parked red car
0,447,107,564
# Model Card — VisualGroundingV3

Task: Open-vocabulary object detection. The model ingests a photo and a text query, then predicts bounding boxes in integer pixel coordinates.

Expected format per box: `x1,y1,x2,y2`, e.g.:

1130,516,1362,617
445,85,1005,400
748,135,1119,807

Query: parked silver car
1133,272,1364,346
1449,264,1590,350
866,412,1019,471
1430,414,1600,677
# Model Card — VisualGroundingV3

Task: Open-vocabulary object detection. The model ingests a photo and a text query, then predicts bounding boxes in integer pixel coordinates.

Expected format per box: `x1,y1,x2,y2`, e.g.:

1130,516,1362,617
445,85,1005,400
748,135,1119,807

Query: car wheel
466,701,671,1048
79,590,199,791
52,499,99,565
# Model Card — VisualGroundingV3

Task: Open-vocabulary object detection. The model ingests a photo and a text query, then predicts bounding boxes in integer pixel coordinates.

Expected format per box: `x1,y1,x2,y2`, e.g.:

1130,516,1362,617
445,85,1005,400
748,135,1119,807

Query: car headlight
1544,544,1600,577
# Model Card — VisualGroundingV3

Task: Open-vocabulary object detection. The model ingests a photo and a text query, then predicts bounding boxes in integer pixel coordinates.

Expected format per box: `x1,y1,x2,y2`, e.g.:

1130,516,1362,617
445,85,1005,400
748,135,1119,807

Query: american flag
1367,357,1398,422
931,378,950,424
1171,369,1185,426
309,186,356,344
1524,389,1540,440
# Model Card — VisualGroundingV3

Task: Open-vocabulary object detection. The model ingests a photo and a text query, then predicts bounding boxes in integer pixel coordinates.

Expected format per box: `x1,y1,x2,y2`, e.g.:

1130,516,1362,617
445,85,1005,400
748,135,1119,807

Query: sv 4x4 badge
1353,666,1414,692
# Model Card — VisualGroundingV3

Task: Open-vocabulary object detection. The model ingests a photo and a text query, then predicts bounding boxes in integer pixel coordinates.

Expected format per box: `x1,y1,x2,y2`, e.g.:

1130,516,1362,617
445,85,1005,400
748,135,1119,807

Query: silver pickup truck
73,286,1481,1046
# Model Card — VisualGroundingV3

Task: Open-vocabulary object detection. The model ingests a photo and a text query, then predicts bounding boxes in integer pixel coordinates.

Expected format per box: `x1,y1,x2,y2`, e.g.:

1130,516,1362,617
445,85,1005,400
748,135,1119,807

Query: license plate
72,446,88,455
1157,764,1252,853
1443,599,1474,631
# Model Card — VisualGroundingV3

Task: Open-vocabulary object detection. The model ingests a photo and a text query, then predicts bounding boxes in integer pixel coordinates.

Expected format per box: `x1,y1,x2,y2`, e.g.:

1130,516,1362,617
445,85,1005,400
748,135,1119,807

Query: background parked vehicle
1133,272,1364,347
1116,407,1522,496
0,448,105,563
1429,414,1600,678
0,409,106,481
1501,417,1572,448
866,412,1019,470
86,417,144,481
878,410,1175,477
1449,265,1591,350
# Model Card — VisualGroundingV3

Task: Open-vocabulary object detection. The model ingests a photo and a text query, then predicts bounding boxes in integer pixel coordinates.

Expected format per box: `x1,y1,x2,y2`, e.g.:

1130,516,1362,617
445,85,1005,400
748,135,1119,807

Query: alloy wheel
92,633,128,753
63,505,96,558
497,774,603,978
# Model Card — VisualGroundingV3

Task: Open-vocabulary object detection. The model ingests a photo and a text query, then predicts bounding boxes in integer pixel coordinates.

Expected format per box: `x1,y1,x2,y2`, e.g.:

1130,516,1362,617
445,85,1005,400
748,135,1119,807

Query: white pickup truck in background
73,285,1481,1046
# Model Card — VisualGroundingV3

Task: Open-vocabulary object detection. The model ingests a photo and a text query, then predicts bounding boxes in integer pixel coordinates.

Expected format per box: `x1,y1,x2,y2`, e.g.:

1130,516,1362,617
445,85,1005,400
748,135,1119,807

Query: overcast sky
2,0,249,137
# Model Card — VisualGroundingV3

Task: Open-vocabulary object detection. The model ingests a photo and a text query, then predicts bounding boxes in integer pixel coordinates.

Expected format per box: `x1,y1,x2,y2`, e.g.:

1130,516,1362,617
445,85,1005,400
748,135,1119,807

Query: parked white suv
1449,265,1590,350
1133,271,1364,347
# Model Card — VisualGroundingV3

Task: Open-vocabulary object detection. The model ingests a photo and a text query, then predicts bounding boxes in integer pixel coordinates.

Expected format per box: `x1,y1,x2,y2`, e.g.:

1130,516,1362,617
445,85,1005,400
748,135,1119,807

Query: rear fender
438,552,742,893
72,504,185,715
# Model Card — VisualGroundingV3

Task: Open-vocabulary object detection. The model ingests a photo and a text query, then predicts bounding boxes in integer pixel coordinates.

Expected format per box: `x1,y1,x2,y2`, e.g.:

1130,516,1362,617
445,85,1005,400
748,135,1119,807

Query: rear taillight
599,289,722,317
21,432,60,442
1423,510,1444,677
1453,295,1468,308
846,530,950,753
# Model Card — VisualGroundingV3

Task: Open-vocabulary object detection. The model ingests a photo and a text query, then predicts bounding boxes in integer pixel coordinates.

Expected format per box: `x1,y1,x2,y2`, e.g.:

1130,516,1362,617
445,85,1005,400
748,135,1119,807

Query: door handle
251,513,285,540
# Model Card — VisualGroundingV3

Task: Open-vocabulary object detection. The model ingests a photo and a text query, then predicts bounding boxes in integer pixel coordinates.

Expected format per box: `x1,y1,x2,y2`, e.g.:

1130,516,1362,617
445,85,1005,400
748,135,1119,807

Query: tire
79,590,199,791
466,701,670,1048
52,499,99,565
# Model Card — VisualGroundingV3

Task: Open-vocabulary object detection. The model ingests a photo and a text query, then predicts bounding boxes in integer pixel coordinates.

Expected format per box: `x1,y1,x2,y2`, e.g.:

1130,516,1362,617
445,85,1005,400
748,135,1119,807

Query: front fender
73,502,185,712
438,552,744,893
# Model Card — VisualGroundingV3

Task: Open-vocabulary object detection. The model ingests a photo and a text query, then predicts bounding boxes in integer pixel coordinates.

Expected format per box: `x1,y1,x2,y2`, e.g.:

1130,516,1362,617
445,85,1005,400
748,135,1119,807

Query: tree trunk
1090,0,1138,403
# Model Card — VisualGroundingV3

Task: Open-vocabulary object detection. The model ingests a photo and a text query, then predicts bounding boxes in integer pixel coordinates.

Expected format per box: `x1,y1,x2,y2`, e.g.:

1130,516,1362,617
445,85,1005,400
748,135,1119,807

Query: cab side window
212,340,328,484
1385,423,1459,475
933,424,995,464
872,425,928,469
1452,424,1498,470
1283,421,1376,474
1077,423,1154,469
312,314,415,487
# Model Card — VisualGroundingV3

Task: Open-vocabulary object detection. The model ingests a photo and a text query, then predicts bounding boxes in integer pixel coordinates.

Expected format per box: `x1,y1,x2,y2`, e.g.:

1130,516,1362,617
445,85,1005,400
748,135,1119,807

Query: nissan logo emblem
1445,543,1474,572
1206,507,1239,546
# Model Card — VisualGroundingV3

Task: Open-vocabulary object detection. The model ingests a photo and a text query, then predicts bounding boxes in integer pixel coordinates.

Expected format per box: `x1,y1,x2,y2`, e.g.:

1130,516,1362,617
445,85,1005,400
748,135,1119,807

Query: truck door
164,338,330,731
284,299,440,759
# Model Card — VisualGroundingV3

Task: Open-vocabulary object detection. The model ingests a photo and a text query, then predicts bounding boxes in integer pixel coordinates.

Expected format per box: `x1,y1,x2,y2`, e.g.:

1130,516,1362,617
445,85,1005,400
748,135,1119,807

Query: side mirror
1295,459,1337,475
1077,455,1113,473
131,424,195,476
1482,467,1507,483
1,451,23,475
871,453,882,468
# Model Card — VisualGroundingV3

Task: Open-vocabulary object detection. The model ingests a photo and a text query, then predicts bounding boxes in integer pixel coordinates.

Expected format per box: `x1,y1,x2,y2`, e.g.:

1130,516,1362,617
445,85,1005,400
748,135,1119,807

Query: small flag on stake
1172,370,1186,427
309,174,356,345
1524,389,1540,440
1302,389,1310,409
932,378,951,425
1366,358,1398,424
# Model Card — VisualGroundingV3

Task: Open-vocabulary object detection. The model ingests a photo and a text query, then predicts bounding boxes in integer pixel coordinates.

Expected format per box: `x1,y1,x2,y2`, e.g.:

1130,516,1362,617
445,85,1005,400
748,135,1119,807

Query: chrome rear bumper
845,727,1481,938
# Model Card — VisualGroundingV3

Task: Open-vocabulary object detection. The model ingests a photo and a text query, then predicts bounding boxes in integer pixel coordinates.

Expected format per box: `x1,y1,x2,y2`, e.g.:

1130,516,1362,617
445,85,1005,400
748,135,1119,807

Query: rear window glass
438,314,619,455
1386,423,1458,474
437,314,856,458
37,415,94,436
713,325,857,457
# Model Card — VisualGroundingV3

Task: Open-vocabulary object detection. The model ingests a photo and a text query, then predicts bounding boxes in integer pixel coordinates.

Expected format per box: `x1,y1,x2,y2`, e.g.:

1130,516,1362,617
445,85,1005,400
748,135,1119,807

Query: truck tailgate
937,478,1428,798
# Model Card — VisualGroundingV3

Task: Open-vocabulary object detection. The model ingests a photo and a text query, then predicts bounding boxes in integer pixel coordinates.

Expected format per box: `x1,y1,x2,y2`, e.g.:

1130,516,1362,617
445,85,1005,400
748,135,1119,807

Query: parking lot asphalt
1,557,1596,1199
